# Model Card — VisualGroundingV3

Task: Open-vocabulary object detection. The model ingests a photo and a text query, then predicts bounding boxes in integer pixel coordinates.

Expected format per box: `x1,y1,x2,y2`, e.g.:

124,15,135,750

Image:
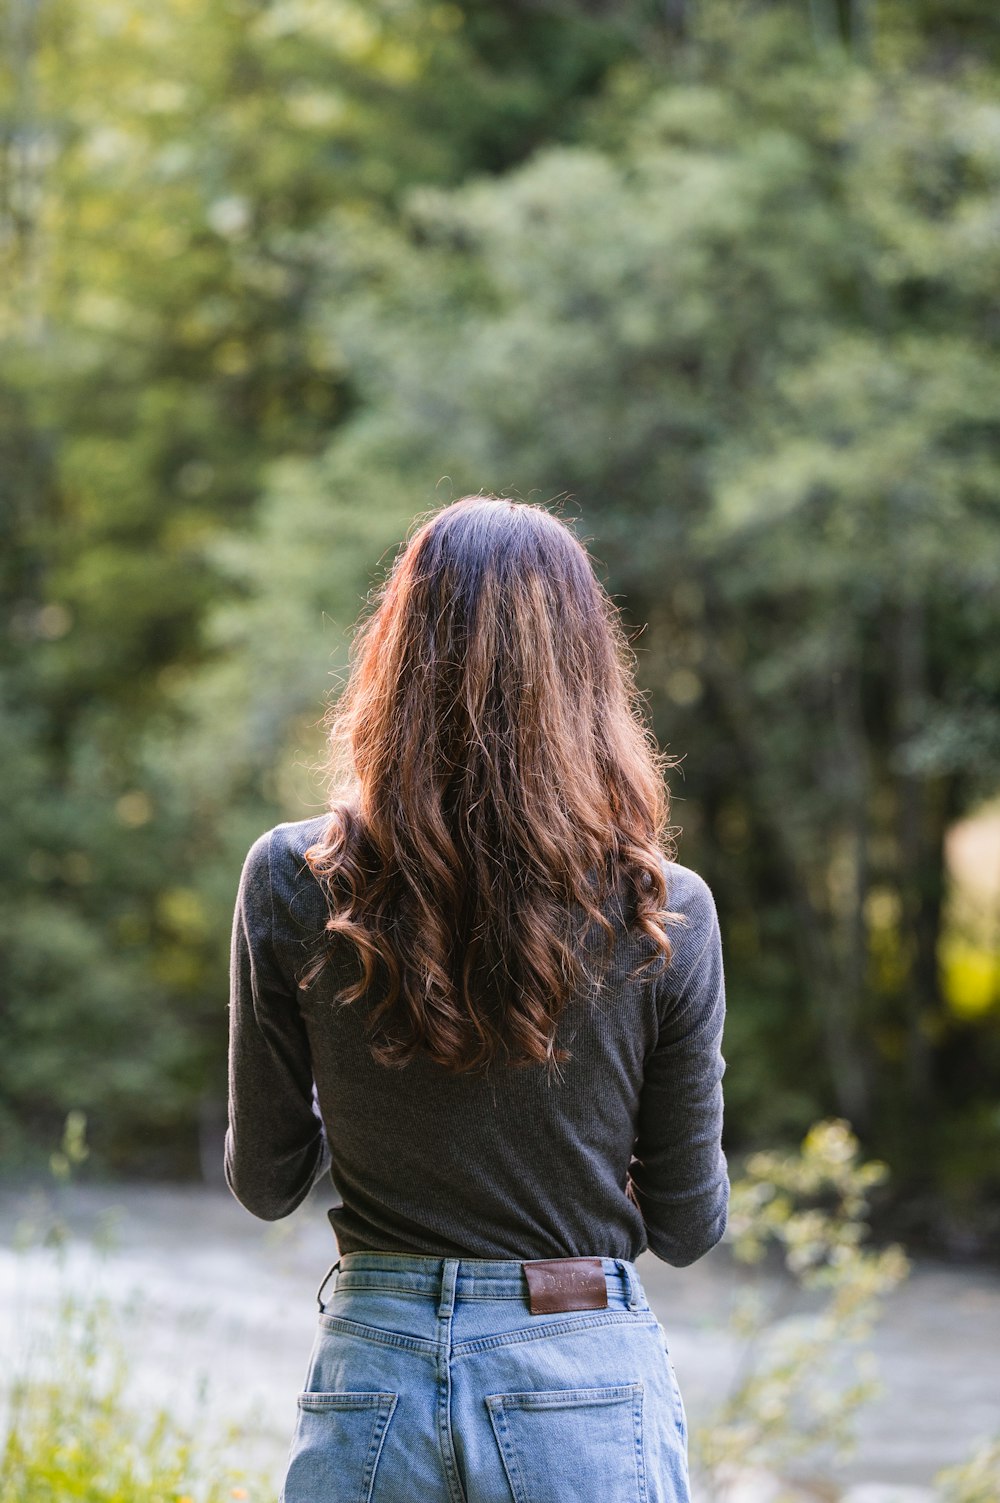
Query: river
1,1182,997,1500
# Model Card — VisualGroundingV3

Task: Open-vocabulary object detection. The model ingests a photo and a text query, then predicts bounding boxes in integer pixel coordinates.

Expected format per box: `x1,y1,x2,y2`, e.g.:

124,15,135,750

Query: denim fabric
280,1252,690,1503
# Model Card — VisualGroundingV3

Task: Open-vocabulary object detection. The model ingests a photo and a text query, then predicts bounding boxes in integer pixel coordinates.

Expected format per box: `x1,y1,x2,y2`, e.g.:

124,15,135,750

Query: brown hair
300,495,686,1075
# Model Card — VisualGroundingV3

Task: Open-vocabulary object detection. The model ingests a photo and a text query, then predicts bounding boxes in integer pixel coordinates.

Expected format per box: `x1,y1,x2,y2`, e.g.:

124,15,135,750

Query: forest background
2,0,999,1258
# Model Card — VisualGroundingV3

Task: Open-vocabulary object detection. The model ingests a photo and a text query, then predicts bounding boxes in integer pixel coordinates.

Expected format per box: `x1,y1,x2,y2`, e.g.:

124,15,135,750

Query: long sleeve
629,874,730,1267
225,828,330,1221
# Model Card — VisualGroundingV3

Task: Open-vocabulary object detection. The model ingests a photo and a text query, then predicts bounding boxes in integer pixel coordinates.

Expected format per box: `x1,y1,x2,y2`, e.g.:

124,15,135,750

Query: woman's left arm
225,828,330,1220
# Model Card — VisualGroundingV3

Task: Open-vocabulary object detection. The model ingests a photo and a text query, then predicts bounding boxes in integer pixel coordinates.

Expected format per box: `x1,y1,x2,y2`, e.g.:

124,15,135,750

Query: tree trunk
697,596,873,1128
829,652,874,1131
894,591,937,1115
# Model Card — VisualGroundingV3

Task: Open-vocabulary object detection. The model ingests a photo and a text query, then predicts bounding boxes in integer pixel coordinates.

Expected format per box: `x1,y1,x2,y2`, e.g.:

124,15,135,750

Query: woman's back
227,813,729,1267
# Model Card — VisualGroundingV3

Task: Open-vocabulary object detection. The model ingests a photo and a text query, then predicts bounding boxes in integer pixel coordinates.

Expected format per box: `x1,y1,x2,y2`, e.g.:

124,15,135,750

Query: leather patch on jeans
522,1257,609,1315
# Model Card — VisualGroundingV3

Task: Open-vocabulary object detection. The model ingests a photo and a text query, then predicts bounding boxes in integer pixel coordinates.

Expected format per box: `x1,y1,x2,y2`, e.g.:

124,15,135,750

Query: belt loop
438,1258,459,1320
316,1257,341,1313
615,1258,640,1311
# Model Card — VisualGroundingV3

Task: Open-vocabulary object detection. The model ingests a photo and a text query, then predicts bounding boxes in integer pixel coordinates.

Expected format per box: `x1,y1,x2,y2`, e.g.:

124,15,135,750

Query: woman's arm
628,873,730,1267
225,828,330,1221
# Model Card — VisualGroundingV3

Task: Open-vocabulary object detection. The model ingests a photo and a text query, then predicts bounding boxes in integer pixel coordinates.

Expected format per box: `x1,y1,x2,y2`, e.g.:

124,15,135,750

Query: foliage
0,0,630,1173
935,1438,1000,1503
217,0,1000,1235
694,1119,910,1494
1,0,998,1245
0,1117,269,1503
0,1294,268,1503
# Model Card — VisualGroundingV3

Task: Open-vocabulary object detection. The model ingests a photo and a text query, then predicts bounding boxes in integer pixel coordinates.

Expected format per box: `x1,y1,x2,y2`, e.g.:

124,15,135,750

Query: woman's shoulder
659,855,716,916
657,856,720,972
240,814,338,939
240,813,333,876
270,811,339,864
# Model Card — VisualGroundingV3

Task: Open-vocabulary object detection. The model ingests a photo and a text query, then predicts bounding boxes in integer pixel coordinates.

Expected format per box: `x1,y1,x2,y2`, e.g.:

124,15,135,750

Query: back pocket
281,1391,398,1503
486,1382,646,1503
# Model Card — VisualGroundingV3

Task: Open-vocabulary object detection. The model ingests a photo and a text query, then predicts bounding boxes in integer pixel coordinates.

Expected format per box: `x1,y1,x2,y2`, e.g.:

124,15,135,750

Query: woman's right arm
225,829,329,1222
628,872,730,1267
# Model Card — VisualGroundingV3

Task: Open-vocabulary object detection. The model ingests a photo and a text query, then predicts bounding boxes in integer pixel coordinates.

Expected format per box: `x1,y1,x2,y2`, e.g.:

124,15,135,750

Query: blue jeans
280,1252,691,1503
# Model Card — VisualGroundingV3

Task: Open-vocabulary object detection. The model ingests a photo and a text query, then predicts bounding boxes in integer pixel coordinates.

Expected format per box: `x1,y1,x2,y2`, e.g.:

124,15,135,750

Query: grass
0,1284,271,1503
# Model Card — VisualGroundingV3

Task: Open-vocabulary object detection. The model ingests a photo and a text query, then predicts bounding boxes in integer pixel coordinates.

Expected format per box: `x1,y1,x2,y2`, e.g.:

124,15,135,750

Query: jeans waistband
316,1252,646,1313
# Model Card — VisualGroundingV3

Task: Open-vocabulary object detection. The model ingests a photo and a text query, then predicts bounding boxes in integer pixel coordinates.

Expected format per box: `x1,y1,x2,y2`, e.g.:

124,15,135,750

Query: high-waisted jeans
279,1251,692,1503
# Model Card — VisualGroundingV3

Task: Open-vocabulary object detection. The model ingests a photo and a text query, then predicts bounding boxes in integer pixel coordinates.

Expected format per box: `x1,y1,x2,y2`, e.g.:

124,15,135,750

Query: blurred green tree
1,0,997,1247
0,0,634,1169
203,0,1000,1239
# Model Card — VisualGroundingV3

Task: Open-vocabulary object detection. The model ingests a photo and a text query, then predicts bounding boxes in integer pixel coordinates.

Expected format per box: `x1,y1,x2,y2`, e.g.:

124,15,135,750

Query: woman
226,495,729,1503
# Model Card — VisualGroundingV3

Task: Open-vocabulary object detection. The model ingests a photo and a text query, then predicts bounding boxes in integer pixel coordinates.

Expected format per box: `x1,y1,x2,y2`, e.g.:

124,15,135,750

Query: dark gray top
225,814,729,1265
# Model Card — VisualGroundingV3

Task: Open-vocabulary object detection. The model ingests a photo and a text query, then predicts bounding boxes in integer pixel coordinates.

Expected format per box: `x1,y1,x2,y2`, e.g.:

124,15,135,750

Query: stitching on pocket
487,1383,643,1410
297,1390,398,1412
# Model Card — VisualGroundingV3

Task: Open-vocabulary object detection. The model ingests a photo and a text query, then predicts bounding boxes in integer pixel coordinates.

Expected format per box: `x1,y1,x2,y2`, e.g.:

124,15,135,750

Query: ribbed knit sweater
225,814,729,1266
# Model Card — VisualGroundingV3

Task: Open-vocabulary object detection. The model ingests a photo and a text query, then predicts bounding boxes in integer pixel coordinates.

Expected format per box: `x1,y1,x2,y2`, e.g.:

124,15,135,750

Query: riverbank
1,1181,997,1496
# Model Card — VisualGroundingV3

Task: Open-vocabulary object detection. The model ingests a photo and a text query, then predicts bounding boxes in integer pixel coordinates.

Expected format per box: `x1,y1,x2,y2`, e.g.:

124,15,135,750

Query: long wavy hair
299,495,687,1076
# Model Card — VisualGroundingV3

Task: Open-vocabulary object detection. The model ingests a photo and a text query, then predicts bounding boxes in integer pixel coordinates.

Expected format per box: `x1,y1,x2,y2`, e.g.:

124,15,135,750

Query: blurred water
0,1182,996,1497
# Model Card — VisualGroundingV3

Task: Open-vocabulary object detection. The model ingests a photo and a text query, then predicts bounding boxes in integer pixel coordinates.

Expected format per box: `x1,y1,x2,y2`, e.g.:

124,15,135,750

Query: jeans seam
435,1260,468,1503
634,1386,649,1503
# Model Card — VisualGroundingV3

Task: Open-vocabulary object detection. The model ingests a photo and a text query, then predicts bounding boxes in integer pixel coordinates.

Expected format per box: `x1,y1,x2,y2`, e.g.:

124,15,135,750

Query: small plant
49,1107,90,1184
934,1437,1000,1503
692,1117,911,1499
1,1113,271,1503
0,1288,267,1503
